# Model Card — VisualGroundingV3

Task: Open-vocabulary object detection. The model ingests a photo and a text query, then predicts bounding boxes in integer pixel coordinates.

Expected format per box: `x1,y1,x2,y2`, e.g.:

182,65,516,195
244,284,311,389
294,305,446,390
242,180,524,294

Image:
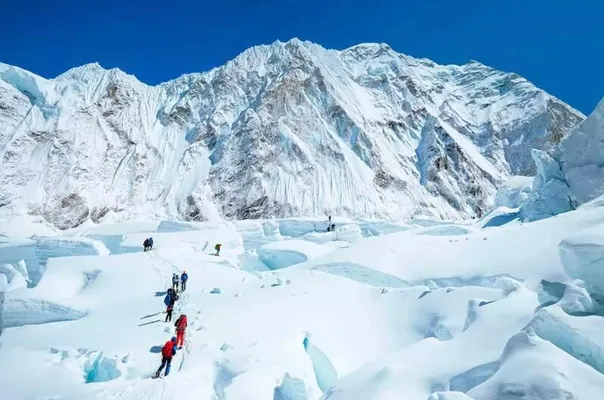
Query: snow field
1,210,604,399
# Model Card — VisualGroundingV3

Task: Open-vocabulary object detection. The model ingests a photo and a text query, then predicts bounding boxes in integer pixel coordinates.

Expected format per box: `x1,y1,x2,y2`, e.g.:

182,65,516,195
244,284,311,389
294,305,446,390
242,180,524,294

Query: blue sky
1,0,602,113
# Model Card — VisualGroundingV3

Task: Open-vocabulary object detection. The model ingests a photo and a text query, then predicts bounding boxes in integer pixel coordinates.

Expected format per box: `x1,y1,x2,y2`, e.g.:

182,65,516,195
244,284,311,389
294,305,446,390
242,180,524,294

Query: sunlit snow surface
1,210,604,399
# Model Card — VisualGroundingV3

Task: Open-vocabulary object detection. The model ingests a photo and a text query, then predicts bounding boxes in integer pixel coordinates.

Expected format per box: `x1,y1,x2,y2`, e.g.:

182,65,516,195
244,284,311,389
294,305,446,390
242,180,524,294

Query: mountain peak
57,62,106,79
56,62,142,87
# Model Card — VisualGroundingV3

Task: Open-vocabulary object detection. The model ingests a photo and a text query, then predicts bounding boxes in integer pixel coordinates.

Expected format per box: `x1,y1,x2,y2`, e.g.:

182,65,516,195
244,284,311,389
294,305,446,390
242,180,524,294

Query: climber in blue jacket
164,289,178,322
180,271,188,292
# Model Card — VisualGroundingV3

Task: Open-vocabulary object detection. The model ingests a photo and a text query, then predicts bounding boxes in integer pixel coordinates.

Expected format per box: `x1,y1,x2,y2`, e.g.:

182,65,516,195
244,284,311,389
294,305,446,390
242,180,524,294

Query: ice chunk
469,330,604,400
494,176,532,209
0,239,40,285
357,219,413,236
83,352,121,383
527,306,604,373
559,223,604,299
0,263,27,292
274,373,311,400
557,97,604,206
558,280,596,314
303,336,337,393
262,220,283,239
1,297,87,328
520,149,571,221
521,98,604,220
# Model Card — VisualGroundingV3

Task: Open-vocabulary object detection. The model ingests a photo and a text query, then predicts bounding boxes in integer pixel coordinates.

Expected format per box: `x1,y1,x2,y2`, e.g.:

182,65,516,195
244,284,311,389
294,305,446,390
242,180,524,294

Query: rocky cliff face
0,39,584,228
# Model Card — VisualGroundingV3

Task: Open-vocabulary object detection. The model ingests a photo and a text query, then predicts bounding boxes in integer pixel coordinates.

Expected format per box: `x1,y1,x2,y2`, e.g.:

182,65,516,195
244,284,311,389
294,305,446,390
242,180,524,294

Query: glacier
1,196,604,398
0,39,584,229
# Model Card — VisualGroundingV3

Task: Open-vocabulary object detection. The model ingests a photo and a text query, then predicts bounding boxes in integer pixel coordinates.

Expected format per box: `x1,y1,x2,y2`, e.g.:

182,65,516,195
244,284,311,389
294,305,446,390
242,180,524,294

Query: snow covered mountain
0,39,584,229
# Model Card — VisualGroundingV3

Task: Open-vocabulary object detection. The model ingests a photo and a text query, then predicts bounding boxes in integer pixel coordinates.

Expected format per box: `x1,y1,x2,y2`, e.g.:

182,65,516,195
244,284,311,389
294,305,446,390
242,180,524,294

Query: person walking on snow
172,273,179,292
180,271,188,292
164,289,178,322
214,243,222,256
143,238,150,252
155,337,177,378
174,314,188,349
148,237,154,251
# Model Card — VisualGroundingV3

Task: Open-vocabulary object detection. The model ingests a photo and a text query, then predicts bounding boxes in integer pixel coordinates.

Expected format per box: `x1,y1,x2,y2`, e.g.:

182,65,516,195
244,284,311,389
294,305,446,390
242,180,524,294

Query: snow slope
0,39,584,229
2,201,604,399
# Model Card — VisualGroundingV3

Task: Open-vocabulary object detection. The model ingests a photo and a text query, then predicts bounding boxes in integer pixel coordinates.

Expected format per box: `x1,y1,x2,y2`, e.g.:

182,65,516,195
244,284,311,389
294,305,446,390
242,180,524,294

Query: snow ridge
0,39,585,228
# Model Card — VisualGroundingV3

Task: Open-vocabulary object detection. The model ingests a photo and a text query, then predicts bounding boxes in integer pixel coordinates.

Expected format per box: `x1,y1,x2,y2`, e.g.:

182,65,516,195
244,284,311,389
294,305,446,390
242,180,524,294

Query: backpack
162,340,175,357
175,314,188,330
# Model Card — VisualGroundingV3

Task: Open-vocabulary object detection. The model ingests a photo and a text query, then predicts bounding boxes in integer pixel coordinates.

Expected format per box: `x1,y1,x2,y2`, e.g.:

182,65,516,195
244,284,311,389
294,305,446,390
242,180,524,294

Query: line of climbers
156,272,189,378
144,240,221,378
164,272,188,322
149,215,340,378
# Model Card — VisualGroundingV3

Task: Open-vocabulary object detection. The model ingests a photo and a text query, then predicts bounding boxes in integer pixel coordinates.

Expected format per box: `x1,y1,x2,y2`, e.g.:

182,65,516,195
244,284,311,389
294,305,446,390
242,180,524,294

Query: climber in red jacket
154,337,177,378
174,314,188,349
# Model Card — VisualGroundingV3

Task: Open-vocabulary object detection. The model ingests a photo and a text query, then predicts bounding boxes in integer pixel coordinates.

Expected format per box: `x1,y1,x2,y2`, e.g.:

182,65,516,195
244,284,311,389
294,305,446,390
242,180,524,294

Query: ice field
1,208,604,400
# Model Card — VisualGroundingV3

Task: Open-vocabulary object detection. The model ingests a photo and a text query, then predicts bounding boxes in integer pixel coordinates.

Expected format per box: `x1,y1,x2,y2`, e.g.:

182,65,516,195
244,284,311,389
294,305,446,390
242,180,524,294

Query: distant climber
328,215,332,223
214,243,222,256
180,271,188,292
143,238,150,252
174,314,188,349
148,237,154,250
154,337,177,378
164,289,178,322
172,273,180,292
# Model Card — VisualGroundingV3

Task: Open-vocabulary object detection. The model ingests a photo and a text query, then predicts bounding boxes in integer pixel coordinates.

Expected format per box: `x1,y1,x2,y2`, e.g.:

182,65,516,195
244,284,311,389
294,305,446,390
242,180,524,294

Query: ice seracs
522,97,604,221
